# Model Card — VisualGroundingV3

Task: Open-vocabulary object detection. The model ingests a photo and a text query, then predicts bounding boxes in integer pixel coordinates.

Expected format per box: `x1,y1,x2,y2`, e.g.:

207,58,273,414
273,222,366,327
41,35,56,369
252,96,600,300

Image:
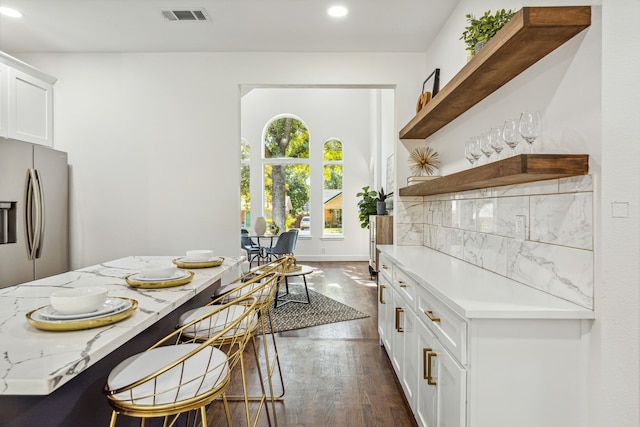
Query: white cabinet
377,268,392,349
0,62,8,138
416,318,466,427
377,247,592,427
8,68,54,146
379,254,417,404
0,52,56,146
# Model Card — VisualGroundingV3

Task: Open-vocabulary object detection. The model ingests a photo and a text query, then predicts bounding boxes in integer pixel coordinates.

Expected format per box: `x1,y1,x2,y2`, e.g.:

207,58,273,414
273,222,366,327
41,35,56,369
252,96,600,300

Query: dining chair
241,229,261,267
176,257,293,427
263,229,298,262
104,294,259,427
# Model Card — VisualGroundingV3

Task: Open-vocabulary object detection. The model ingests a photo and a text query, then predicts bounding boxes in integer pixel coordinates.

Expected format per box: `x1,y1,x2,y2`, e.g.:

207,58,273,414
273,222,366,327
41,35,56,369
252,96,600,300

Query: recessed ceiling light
0,7,23,18
328,5,348,18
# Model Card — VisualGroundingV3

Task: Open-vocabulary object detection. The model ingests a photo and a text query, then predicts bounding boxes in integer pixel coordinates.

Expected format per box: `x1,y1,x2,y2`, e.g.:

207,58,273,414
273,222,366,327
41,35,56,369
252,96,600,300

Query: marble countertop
378,245,594,320
0,255,241,395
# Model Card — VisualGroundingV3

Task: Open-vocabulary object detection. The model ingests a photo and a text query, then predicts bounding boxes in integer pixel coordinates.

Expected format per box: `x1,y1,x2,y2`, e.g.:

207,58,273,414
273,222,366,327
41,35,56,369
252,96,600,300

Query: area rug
263,287,370,333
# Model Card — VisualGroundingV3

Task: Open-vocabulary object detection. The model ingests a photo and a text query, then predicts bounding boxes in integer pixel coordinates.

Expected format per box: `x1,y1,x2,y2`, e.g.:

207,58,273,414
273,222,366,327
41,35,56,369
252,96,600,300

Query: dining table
0,255,242,427
248,234,280,264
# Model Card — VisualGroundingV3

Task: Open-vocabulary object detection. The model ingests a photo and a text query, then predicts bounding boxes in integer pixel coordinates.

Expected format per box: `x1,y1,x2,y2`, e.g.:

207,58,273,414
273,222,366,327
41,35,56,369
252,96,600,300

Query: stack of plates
173,256,224,268
26,297,138,331
129,270,190,283
126,270,194,288
38,298,131,321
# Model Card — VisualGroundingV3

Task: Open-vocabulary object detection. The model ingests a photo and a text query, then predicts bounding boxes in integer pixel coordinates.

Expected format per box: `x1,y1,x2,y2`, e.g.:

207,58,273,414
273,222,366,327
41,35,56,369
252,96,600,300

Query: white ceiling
0,0,457,53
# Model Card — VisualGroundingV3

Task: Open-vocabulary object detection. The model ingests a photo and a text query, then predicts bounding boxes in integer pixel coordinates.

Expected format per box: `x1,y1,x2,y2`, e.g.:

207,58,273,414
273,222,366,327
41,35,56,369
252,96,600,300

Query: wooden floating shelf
398,154,589,197
399,6,591,140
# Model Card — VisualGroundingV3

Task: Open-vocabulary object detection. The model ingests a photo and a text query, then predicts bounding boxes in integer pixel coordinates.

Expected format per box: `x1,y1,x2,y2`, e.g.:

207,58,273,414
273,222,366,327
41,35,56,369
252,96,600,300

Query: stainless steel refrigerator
0,139,69,288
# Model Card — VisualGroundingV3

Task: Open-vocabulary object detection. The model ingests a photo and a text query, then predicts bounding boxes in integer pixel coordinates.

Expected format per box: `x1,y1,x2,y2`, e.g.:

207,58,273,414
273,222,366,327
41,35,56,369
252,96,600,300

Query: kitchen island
0,255,241,426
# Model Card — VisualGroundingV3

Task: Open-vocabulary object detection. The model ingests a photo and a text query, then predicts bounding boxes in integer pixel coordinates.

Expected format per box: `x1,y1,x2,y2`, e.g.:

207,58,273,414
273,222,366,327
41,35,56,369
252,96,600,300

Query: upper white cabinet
0,63,8,138
0,52,56,146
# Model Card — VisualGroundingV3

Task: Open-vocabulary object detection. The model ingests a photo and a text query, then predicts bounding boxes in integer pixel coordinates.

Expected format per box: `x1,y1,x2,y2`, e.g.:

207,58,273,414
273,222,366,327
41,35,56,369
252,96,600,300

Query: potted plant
376,187,393,215
460,9,515,56
356,186,378,229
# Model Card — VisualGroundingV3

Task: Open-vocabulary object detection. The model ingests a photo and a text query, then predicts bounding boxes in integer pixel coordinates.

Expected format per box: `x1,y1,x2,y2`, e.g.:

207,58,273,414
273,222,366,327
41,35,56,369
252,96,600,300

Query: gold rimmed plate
126,270,194,288
172,257,224,269
26,297,138,331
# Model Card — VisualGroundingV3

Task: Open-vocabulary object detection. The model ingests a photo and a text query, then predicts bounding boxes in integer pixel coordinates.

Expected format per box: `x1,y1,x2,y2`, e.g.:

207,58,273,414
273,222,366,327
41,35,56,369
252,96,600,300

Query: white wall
408,1,639,426
599,1,640,425
241,87,392,260
16,53,426,268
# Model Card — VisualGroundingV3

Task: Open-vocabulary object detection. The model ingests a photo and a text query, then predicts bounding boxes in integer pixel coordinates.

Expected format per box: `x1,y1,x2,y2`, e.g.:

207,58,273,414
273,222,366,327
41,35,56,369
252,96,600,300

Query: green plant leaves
460,9,515,54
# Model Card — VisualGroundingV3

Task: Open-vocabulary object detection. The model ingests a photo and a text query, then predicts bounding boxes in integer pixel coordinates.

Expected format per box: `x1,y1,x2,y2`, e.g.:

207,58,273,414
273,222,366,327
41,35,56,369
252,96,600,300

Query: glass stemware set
465,111,541,167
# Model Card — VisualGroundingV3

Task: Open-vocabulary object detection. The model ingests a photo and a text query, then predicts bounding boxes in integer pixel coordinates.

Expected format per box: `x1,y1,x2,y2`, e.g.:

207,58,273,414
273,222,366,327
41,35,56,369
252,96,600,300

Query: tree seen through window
263,117,310,233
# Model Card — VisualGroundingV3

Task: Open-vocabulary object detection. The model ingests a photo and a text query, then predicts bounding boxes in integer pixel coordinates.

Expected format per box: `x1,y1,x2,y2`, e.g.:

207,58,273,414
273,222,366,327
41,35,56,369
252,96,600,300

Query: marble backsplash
395,175,594,309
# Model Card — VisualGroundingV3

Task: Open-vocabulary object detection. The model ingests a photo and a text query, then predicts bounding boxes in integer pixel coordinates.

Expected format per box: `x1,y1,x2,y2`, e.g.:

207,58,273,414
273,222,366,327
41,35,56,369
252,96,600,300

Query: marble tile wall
395,175,594,309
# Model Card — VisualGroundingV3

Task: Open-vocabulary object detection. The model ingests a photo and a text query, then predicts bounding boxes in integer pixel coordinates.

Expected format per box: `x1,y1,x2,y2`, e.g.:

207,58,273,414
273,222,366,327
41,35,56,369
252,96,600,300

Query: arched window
240,138,251,229
262,116,310,234
323,139,343,236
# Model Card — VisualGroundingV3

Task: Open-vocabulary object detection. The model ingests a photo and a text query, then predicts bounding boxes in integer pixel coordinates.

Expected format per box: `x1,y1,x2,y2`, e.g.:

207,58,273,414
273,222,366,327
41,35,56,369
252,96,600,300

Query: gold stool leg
199,406,208,427
264,306,285,399
221,327,272,426
223,394,232,426
256,304,287,427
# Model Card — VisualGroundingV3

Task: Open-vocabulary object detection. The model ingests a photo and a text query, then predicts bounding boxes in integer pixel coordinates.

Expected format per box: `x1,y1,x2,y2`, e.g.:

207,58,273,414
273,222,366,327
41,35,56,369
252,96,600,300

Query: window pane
323,164,342,190
240,140,251,229
264,117,309,159
323,139,342,161
241,139,250,161
264,164,310,234
323,164,343,236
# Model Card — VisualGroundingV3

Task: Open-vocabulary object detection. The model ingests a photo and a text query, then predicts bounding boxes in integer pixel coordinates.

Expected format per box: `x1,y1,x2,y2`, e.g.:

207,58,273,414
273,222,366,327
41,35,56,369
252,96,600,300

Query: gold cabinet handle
379,284,386,304
395,307,404,332
398,280,407,288
427,351,437,385
381,264,389,270
425,310,441,322
422,348,432,380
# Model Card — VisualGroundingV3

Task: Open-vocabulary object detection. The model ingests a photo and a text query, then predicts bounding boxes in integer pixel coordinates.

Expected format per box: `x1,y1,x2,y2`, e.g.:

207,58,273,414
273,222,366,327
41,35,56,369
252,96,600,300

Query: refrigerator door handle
34,169,45,258
25,169,43,260
25,169,36,260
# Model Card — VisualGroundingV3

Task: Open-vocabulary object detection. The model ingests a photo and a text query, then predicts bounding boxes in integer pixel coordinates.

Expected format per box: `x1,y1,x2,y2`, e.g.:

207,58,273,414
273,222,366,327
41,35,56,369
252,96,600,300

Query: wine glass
489,126,505,160
502,119,521,157
469,135,482,165
479,131,493,163
464,139,477,167
518,111,542,153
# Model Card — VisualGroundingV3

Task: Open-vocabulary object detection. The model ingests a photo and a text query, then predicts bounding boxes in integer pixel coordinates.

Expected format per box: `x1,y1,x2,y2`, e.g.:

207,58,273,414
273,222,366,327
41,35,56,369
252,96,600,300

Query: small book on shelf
407,176,440,185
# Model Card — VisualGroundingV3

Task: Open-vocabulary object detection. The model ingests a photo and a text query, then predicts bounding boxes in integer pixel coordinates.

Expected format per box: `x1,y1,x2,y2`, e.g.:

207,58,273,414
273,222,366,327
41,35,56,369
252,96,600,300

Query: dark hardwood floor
206,261,417,427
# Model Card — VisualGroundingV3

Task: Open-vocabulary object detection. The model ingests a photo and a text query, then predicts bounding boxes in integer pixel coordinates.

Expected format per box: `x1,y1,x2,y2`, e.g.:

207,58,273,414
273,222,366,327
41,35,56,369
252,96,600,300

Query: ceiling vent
162,9,210,22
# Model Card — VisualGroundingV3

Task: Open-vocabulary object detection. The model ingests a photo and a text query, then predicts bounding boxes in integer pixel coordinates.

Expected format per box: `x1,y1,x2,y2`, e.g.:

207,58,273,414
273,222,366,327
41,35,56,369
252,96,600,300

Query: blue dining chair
264,229,298,262
241,229,261,266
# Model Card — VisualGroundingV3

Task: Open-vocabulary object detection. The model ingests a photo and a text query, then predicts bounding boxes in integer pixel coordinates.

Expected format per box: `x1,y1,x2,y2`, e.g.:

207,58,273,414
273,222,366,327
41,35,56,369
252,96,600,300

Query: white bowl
141,265,177,279
50,287,108,315
185,250,214,262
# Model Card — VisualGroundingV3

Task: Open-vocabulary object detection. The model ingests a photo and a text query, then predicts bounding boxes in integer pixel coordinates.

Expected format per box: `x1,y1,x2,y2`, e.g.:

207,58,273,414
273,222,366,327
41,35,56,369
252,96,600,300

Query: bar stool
177,257,292,426
104,295,259,427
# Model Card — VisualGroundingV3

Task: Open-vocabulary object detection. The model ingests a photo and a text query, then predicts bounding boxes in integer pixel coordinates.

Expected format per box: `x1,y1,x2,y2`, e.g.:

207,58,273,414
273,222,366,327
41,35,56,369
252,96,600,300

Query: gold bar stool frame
177,256,292,427
103,294,259,427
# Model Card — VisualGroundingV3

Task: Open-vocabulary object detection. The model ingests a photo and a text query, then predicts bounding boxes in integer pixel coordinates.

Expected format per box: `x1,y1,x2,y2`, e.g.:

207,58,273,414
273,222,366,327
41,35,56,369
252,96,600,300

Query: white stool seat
178,304,258,337
216,277,271,304
107,344,228,406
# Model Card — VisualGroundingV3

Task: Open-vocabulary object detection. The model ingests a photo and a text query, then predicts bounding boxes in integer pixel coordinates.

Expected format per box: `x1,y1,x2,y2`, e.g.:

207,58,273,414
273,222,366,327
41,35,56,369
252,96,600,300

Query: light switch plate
515,215,526,241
